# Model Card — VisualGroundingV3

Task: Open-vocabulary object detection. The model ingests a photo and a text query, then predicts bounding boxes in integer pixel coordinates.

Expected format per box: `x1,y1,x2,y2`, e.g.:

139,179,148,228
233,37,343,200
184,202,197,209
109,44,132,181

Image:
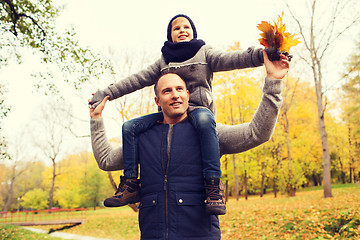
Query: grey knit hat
167,14,198,42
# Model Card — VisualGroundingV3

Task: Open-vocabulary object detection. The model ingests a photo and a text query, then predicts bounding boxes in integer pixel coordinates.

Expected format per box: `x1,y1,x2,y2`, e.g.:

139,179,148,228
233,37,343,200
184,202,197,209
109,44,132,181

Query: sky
1,0,359,161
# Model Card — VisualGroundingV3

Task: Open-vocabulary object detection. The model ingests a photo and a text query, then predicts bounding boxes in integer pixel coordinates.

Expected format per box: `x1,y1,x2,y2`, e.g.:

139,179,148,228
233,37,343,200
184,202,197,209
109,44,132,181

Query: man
89,51,290,239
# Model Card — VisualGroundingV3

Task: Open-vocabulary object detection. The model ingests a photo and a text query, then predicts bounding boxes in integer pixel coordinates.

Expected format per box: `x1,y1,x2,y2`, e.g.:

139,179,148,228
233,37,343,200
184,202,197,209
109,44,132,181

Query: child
90,14,266,215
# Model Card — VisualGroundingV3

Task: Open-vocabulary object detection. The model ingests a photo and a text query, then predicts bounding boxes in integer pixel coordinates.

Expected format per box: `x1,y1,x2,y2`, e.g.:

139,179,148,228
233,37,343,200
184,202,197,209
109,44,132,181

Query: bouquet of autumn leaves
257,13,300,61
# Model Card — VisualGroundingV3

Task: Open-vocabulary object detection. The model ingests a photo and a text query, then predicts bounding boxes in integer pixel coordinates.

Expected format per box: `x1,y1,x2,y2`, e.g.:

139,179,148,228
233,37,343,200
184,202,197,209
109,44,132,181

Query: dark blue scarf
161,39,205,64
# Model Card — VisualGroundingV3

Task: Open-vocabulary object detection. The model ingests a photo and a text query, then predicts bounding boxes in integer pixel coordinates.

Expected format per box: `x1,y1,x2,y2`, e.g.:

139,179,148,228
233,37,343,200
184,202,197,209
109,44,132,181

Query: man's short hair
154,73,187,97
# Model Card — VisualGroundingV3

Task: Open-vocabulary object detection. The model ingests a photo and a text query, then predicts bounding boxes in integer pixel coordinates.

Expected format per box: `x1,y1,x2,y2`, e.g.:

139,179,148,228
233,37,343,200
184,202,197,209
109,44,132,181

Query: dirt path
24,227,117,240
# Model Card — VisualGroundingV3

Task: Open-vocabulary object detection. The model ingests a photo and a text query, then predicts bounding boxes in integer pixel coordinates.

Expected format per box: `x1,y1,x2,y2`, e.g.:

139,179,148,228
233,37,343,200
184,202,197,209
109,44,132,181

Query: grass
220,184,360,239
298,183,356,192
2,184,360,239
0,224,63,240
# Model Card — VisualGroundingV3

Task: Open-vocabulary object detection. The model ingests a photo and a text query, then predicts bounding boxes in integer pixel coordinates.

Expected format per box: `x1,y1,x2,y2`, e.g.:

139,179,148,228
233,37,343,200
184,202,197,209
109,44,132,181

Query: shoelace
207,186,222,200
114,176,128,194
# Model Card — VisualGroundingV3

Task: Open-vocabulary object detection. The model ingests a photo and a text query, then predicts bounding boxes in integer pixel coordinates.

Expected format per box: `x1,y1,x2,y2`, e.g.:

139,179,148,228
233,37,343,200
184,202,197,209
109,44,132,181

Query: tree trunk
260,146,266,198
107,172,117,190
284,112,295,197
229,99,239,201
93,196,97,211
3,164,16,212
49,159,56,209
232,154,239,201
244,169,248,200
339,158,346,184
260,162,265,198
318,111,332,198
348,127,355,183
224,156,229,203
272,146,280,198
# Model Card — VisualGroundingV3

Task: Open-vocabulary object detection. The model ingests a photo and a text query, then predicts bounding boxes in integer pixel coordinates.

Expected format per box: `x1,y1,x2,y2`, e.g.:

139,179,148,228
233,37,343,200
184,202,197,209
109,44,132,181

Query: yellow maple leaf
257,12,300,53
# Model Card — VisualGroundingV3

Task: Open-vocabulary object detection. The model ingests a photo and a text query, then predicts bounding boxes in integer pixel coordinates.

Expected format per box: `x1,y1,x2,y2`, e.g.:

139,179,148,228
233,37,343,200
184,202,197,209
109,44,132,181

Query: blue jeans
122,108,222,179
122,112,163,178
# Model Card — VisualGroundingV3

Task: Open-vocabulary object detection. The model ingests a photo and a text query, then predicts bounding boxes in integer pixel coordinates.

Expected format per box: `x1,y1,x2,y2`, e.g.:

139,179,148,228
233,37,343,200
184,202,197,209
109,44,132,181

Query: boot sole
206,206,227,215
104,194,141,207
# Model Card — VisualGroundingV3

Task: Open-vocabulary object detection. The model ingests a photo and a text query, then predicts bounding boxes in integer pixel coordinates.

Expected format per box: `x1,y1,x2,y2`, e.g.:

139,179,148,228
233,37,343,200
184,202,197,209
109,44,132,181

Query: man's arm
89,96,124,171
217,50,289,156
217,77,282,156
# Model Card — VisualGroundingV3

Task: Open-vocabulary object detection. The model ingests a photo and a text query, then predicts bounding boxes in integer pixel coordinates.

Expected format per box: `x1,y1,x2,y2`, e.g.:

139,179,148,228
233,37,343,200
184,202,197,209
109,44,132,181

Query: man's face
171,17,194,43
155,74,189,124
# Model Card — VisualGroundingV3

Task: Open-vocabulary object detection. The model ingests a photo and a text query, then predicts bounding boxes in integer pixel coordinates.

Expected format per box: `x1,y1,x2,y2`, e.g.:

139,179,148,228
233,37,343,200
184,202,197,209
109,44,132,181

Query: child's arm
205,46,264,72
91,58,163,108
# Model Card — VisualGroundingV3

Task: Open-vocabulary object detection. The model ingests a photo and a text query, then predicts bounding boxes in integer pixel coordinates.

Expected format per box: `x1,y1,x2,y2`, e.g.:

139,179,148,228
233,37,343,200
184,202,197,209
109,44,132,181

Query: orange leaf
257,21,275,48
257,12,300,53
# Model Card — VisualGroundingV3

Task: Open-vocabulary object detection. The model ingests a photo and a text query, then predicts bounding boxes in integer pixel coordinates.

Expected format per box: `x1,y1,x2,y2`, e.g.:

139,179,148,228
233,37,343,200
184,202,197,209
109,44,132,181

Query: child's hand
89,90,107,109
89,96,109,119
265,48,293,62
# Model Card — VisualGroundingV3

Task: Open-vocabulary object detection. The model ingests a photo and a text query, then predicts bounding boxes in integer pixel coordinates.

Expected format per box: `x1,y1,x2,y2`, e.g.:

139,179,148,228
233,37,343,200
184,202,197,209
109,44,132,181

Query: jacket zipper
164,124,173,240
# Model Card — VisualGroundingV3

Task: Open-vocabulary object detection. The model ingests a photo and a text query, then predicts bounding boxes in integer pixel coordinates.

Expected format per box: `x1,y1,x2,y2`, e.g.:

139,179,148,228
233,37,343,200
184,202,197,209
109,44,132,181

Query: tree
79,161,110,210
285,0,360,198
21,188,48,210
2,128,30,212
32,98,71,209
280,75,299,196
339,37,360,182
3,163,18,212
0,83,10,159
214,42,264,199
0,0,114,96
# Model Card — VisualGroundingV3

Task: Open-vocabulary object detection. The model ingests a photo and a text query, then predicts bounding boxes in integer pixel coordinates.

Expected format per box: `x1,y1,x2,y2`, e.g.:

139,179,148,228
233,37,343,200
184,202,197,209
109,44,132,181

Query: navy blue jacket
138,118,221,240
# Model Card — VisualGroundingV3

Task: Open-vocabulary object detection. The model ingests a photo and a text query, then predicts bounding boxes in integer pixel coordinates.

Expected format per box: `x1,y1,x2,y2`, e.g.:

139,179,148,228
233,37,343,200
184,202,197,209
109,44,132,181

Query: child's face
171,17,194,43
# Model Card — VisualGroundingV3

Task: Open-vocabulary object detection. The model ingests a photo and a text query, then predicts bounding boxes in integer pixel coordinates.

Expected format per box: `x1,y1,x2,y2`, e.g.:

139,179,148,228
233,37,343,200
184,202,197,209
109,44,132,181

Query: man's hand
89,96,109,119
263,50,290,80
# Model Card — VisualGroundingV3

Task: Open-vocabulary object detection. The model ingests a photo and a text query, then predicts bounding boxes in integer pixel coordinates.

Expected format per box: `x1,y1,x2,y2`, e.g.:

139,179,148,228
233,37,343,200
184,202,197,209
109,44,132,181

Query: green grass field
1,184,359,239
0,224,63,240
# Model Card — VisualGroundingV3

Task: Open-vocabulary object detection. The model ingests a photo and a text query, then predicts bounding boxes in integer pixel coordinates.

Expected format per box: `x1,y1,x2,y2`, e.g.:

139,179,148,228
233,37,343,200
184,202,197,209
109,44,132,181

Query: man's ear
155,96,160,106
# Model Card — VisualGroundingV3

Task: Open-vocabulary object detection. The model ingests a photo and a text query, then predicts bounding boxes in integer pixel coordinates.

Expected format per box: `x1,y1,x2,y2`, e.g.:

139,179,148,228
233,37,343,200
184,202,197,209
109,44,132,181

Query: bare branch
284,0,312,53
65,124,90,138
319,0,360,60
2,0,46,42
325,60,360,93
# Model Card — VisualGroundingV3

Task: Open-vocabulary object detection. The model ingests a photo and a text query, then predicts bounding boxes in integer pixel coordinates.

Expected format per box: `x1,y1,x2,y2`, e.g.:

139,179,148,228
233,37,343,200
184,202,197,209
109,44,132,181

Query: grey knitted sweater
103,45,264,115
91,77,283,171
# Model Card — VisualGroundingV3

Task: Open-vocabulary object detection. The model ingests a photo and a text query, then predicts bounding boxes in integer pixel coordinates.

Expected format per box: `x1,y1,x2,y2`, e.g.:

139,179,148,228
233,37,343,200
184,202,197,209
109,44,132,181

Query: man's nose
171,90,179,99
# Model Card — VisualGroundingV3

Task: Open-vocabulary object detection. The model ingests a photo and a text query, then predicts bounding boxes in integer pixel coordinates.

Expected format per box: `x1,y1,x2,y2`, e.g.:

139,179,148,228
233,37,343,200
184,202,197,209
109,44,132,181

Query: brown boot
104,176,140,207
204,177,226,215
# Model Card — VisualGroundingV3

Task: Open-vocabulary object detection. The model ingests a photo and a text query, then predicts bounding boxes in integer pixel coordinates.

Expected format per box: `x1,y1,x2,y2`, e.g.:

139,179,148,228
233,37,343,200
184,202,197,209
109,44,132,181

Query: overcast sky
1,0,358,160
